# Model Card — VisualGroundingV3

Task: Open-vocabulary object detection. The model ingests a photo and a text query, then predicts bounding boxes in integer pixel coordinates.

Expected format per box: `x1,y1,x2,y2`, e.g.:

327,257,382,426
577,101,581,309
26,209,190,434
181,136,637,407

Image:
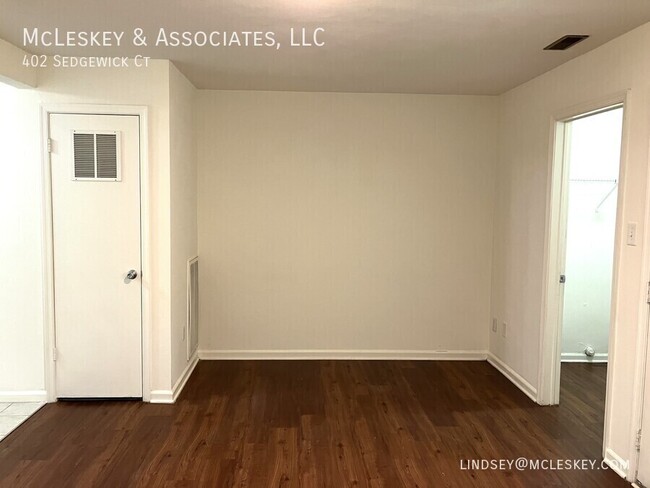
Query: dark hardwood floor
0,361,627,487
558,362,610,457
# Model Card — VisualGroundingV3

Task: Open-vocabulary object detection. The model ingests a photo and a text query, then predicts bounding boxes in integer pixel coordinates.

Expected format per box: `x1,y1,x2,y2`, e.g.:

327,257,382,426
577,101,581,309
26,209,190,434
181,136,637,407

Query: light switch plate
627,222,638,246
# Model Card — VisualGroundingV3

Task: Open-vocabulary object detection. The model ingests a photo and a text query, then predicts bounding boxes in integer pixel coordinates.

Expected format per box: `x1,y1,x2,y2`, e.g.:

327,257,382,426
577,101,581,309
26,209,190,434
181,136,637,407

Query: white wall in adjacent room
196,91,499,356
561,109,623,361
0,82,45,398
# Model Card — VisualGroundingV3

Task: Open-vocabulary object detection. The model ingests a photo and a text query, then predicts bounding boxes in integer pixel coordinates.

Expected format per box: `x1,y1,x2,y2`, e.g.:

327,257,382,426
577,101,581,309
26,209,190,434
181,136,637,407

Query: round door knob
126,269,138,280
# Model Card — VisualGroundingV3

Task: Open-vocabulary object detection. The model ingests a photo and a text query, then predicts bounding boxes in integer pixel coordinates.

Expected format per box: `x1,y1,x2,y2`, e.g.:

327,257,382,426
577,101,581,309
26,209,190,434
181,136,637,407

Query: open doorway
560,107,623,367
546,104,625,453
559,105,624,463
560,105,623,402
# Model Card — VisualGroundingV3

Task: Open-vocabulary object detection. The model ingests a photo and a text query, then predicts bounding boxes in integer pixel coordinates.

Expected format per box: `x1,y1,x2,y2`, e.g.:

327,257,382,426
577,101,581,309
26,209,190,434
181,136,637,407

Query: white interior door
50,113,142,398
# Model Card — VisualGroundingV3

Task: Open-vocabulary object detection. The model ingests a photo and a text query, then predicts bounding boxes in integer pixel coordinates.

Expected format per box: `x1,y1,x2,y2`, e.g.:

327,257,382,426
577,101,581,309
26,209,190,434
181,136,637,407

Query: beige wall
169,63,198,385
197,91,498,356
491,22,650,475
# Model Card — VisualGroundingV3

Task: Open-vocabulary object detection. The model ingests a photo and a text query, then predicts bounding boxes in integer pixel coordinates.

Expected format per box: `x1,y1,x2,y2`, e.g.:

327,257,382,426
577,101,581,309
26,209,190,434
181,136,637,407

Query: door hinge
636,429,642,451
559,274,566,284
52,347,57,361
47,138,52,153
647,281,650,305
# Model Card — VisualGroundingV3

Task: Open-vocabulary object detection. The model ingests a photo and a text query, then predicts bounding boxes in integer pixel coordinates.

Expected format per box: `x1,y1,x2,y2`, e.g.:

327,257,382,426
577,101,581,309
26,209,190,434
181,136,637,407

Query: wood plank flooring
0,361,628,487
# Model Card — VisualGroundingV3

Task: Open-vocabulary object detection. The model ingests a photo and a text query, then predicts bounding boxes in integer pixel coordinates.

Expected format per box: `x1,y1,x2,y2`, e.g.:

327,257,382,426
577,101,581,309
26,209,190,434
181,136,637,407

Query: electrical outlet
501,322,507,338
492,318,498,333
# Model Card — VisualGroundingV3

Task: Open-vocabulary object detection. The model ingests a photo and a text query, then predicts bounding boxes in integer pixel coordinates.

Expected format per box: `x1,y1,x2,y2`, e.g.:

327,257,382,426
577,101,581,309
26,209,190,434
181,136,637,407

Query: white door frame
40,104,151,402
537,91,629,456
631,107,650,483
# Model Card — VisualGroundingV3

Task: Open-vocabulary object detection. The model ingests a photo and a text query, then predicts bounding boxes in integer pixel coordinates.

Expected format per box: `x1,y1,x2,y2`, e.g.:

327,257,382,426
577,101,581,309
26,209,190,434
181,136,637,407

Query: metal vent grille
187,256,199,360
73,133,95,178
96,134,118,179
72,131,121,181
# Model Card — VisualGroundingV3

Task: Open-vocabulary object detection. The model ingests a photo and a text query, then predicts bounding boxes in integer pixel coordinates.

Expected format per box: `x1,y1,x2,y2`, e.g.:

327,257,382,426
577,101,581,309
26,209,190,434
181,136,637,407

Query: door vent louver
73,133,95,178
544,35,589,51
96,134,118,179
72,131,121,181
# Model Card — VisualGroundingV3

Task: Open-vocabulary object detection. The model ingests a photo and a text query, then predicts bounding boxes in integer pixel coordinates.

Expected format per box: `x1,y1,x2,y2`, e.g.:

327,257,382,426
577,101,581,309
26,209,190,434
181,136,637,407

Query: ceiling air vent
544,35,589,51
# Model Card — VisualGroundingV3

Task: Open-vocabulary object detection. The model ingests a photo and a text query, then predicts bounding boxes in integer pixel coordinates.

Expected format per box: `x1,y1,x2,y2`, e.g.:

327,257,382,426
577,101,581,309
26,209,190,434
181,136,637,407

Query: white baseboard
149,389,174,404
561,352,608,363
604,448,629,480
172,353,199,402
198,349,488,361
487,353,538,403
0,390,48,403
149,353,199,404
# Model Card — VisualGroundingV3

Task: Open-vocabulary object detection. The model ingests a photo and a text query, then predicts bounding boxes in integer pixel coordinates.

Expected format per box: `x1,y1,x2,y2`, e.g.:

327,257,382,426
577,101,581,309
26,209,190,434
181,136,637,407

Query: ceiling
2,0,650,94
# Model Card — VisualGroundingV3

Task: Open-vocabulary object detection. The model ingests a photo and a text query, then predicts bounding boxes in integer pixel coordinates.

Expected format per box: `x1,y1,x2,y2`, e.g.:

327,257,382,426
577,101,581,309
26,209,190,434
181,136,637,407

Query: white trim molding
150,353,199,404
561,352,608,363
487,353,538,403
0,390,48,403
198,349,488,361
604,448,629,479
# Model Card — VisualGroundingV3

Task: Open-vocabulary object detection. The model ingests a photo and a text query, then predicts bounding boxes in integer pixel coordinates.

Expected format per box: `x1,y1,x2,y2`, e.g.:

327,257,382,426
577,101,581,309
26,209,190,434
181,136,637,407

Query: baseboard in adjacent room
561,352,608,363
487,353,538,403
0,390,48,403
150,353,199,404
197,349,488,361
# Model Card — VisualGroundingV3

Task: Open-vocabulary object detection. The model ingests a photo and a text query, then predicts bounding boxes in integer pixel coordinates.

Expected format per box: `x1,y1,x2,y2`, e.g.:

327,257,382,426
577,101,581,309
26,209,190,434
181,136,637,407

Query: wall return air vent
187,256,199,360
544,35,589,51
72,131,121,181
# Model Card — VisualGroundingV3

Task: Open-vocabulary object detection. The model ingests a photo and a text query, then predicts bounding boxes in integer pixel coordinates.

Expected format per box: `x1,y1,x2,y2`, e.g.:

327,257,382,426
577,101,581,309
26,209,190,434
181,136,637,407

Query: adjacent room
2,1,650,487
